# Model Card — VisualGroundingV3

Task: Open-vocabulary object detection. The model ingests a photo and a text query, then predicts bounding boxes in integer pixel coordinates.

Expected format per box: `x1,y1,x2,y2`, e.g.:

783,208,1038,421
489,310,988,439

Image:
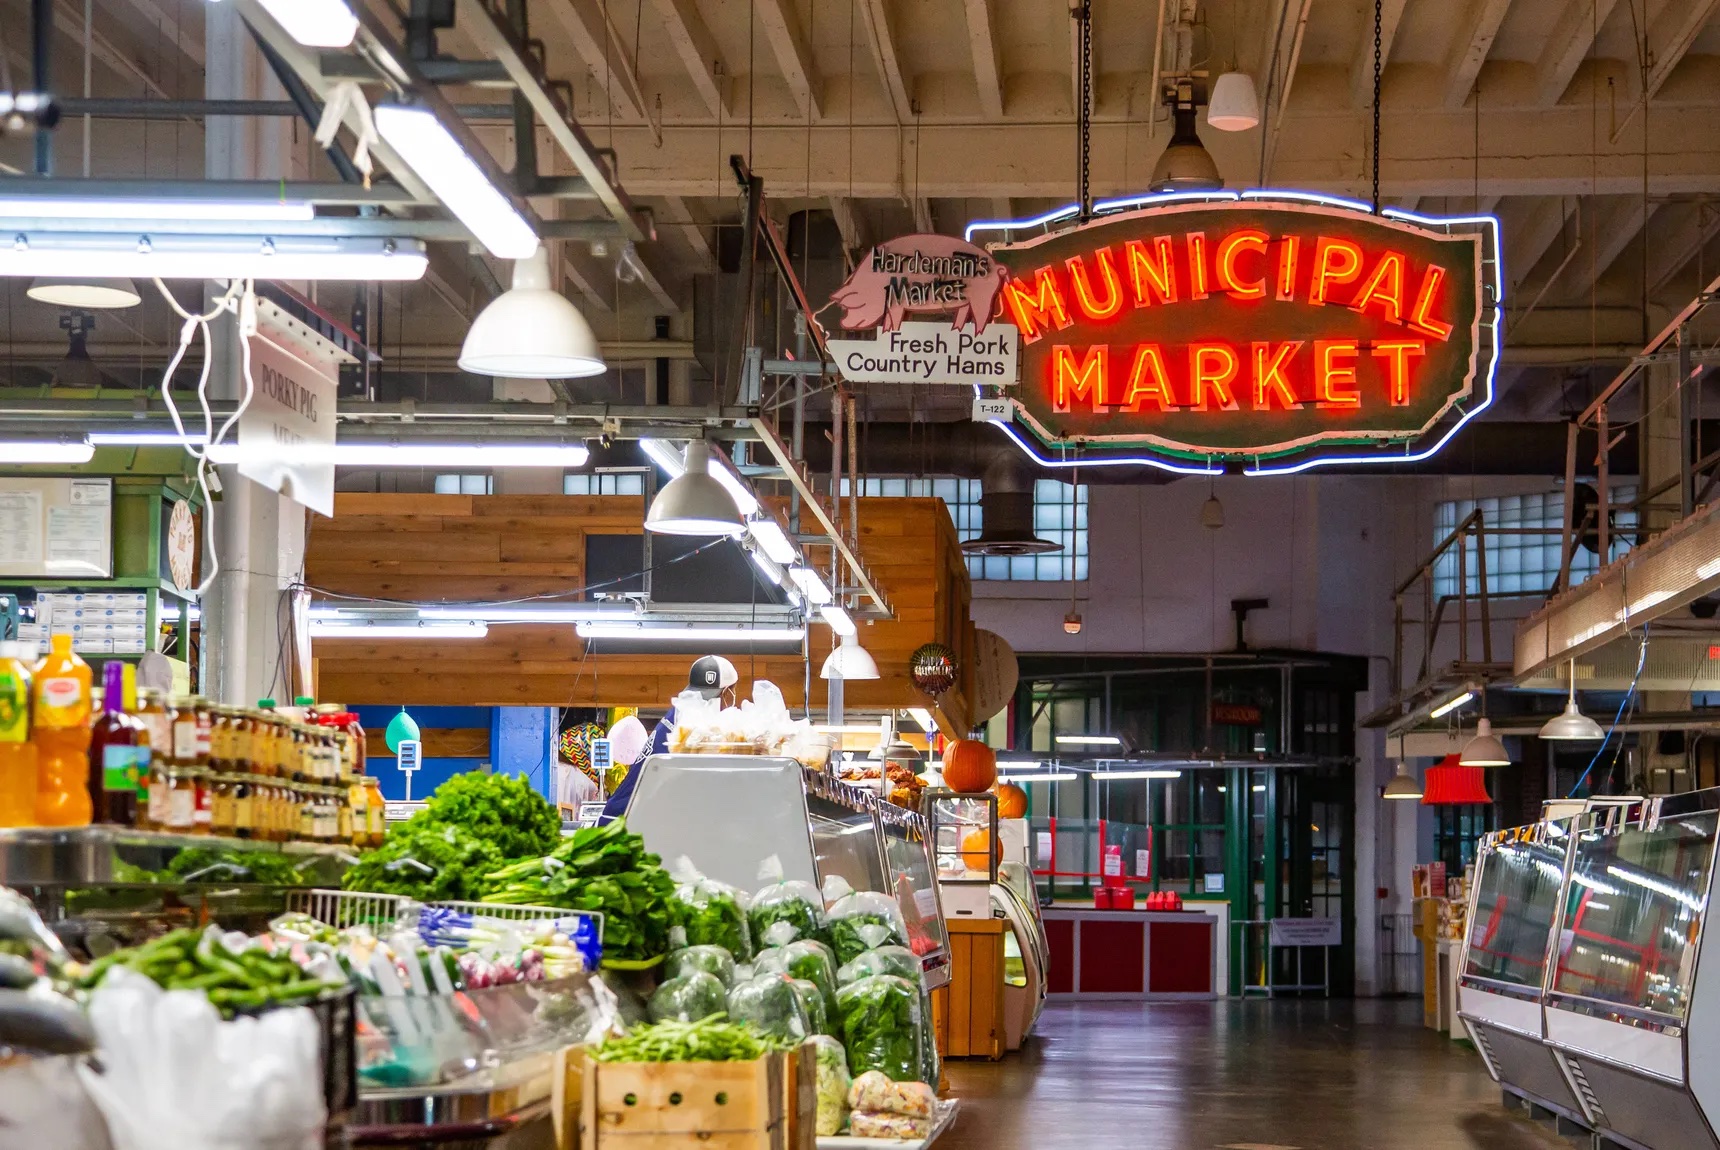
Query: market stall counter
1042,905,1220,999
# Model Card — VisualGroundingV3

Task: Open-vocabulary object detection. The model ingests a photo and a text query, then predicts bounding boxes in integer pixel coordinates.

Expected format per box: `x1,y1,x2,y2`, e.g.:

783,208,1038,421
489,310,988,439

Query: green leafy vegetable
836,945,921,987
834,974,922,1084
412,771,561,861
789,977,830,1036
649,971,730,1023
673,876,753,961
342,822,501,902
749,879,826,948
754,940,838,1011
665,945,737,987
592,1016,773,1063
828,914,909,966
726,973,811,1042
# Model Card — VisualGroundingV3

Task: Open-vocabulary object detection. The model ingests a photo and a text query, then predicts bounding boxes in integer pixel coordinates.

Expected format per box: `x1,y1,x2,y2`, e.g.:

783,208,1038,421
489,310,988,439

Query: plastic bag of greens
752,938,839,1009
825,892,909,965
837,943,923,987
647,971,728,1023
750,856,828,947
670,858,754,961
811,1034,851,1136
725,973,811,1043
917,982,940,1086
788,977,829,1035
664,944,737,987
833,974,922,1084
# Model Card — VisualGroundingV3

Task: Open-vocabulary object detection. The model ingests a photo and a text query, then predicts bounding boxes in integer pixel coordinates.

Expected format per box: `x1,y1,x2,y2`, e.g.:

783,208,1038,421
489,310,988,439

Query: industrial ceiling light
820,605,858,636
0,439,96,464
0,233,428,282
373,102,539,260
1458,717,1511,768
747,518,799,565
1429,690,1475,720
206,442,590,467
1541,660,1606,740
1382,762,1423,800
789,566,834,606
1064,611,1083,634
458,249,604,379
1205,72,1261,131
310,620,489,639
0,195,315,222
256,0,360,48
644,440,745,537
1200,494,1225,529
1149,86,1223,193
821,632,880,681
577,621,805,643
26,277,140,309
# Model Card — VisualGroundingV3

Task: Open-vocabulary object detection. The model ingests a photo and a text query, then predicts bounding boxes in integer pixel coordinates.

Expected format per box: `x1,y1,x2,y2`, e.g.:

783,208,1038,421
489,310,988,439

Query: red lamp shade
1421,754,1494,805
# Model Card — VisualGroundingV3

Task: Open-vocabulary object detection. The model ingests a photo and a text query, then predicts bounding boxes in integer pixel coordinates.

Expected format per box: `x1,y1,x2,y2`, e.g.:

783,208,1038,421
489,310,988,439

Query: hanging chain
1371,0,1382,213
1076,1,1093,220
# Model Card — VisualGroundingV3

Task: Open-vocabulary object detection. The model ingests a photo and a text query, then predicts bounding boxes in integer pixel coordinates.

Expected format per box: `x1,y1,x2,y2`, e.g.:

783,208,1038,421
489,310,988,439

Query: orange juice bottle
0,642,38,826
31,634,92,827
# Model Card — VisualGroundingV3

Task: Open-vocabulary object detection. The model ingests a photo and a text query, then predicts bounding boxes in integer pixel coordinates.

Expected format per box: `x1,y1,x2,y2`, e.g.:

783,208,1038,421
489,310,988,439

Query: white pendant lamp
27,277,141,309
1541,660,1606,740
821,632,879,680
459,249,605,379
1382,762,1423,800
1206,72,1261,132
645,440,745,537
1458,717,1511,767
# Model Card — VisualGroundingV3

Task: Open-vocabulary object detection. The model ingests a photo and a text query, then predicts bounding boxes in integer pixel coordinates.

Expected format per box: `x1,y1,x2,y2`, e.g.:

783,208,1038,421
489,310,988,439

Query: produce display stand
353,1051,559,1147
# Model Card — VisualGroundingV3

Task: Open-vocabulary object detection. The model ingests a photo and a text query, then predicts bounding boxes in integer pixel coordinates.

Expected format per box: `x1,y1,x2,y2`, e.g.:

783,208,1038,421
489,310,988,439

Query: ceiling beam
627,246,681,313
912,198,934,234
1505,196,1578,289
859,0,912,122
1555,196,1654,302
1645,202,1720,297
53,0,171,100
648,0,729,118
1068,5,1086,118
963,0,1004,119
753,0,821,121
1644,0,1720,102
540,0,649,121
560,252,616,316
829,196,865,261
989,196,1011,220
1443,0,1514,109
104,0,204,68
1260,0,1313,180
657,196,716,272
1349,0,1408,108
1534,0,1619,106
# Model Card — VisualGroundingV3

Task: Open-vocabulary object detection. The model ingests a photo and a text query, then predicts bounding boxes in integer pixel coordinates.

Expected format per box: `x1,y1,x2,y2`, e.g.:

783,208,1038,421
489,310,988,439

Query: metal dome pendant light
821,632,880,681
459,248,605,378
645,440,745,537
1459,717,1510,767
1541,659,1605,740
1382,761,1422,800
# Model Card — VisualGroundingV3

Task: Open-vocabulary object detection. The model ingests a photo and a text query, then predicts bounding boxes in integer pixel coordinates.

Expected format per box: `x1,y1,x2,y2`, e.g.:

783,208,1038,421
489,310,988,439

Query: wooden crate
937,918,1006,1060
554,1046,815,1150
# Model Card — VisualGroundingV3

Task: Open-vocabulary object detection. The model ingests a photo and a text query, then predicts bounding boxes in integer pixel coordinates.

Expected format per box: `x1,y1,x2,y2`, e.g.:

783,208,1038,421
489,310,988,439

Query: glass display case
1463,833,1568,992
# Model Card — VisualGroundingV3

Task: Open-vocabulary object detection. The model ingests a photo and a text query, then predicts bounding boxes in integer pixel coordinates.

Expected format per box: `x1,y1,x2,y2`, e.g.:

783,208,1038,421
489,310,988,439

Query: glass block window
1432,486,1636,598
838,476,1087,582
564,471,647,495
434,474,492,494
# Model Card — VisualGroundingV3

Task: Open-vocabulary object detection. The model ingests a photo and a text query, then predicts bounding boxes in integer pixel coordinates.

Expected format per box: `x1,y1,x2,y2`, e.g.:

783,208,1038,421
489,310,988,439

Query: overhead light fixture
1458,717,1511,768
373,101,539,260
820,605,858,636
747,518,799,565
0,196,315,222
256,0,360,48
27,277,140,309
1205,72,1261,131
814,724,885,734
0,232,428,282
1056,734,1122,747
748,550,786,586
709,452,761,517
0,439,96,464
206,442,590,467
906,707,935,732
644,440,745,538
789,567,834,606
820,632,879,680
310,620,488,639
458,249,604,379
89,430,208,446
1200,494,1225,529
640,438,685,477
1429,690,1474,720
1382,762,1423,800
1064,611,1083,634
419,604,623,623
1149,88,1223,193
1541,660,1606,741
577,621,804,643
1098,769,1184,780
996,760,1046,773
997,772,1079,783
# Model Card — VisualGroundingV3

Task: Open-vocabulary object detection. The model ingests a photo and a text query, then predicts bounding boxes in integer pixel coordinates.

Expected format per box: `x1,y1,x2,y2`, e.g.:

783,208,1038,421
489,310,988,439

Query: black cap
688,655,739,698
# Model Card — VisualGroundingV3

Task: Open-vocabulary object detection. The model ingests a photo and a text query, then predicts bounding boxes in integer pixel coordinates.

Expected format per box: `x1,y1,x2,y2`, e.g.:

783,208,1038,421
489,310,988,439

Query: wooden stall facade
306,493,977,732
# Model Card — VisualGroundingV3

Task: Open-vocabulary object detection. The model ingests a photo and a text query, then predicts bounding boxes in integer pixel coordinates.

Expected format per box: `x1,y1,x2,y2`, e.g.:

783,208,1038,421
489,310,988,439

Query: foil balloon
911,642,958,699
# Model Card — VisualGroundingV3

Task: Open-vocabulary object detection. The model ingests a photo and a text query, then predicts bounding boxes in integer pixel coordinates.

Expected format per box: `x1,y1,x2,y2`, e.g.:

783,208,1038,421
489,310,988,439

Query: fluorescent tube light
0,196,314,222
1252,784,1266,792
576,622,806,643
998,772,1079,783
419,604,624,623
374,103,538,260
1055,734,1122,747
789,567,833,606
640,438,685,477
748,550,786,586
1429,691,1474,719
257,0,360,48
89,430,210,446
0,440,95,463
814,724,883,734
311,620,488,639
207,443,590,468
0,232,428,281
821,605,857,636
1098,769,1184,780
747,518,799,565
710,456,760,517
906,708,935,732
1700,556,1720,580
996,761,1045,772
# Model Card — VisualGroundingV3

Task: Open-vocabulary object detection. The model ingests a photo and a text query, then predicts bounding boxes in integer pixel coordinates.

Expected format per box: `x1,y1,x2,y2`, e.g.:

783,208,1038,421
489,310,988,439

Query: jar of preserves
364,775,387,846
231,776,253,839
210,773,235,836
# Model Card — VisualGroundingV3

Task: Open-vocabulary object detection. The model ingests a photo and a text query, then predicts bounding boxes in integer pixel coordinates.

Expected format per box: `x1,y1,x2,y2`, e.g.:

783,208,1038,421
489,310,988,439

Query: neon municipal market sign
980,193,1500,475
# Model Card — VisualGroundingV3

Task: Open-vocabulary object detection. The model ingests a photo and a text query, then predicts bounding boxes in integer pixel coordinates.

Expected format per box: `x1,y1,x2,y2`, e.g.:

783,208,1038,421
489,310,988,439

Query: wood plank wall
306,494,977,732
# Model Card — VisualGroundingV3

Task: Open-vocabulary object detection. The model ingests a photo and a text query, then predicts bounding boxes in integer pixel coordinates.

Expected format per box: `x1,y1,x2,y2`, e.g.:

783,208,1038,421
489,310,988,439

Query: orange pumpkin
994,782,1028,820
942,740,997,793
961,828,1003,870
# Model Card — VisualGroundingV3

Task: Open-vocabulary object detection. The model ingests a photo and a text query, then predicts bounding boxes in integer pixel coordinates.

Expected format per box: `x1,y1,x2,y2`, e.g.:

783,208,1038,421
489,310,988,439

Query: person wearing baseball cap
599,655,738,823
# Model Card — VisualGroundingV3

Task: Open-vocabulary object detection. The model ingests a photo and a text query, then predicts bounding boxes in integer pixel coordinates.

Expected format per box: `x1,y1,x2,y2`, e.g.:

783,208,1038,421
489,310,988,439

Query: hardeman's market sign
986,196,1498,472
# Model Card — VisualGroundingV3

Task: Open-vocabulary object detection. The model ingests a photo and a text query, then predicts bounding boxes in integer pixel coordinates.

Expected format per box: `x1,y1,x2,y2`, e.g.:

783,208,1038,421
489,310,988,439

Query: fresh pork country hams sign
987,197,1498,473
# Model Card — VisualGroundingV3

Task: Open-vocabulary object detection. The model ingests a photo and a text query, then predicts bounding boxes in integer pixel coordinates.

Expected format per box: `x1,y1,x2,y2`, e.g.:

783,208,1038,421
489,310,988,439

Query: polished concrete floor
942,999,1567,1150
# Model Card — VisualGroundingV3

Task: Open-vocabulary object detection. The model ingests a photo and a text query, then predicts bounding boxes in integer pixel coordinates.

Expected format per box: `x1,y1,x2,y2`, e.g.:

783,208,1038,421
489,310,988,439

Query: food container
557,1045,815,1150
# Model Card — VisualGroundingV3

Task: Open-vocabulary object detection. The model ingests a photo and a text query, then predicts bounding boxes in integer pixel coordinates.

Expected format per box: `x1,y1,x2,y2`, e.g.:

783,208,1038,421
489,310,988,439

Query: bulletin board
0,477,113,578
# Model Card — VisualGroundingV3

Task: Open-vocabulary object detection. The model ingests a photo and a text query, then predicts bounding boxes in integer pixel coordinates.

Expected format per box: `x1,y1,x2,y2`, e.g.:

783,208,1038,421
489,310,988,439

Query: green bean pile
591,1015,780,1063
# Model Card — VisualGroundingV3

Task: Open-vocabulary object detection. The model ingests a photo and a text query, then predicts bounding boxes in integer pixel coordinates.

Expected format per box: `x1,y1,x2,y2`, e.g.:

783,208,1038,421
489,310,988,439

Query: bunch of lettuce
834,974,923,1084
665,944,737,987
726,973,811,1043
673,876,754,961
754,939,839,1012
411,771,562,861
342,822,501,901
649,971,729,1023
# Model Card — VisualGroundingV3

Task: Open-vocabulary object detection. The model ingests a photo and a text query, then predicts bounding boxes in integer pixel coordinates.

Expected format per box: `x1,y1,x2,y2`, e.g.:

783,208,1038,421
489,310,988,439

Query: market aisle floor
940,999,1566,1150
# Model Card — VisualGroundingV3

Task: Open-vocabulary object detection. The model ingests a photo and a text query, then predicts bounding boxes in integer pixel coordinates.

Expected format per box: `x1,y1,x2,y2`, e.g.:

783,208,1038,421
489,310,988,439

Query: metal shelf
0,825,356,886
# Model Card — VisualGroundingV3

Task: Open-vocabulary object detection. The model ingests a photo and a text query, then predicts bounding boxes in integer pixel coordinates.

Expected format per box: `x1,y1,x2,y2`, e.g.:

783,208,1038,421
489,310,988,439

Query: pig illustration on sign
829,234,1006,334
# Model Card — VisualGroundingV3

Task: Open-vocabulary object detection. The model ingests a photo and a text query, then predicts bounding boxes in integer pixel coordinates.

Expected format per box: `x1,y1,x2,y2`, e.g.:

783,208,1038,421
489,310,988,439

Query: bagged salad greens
648,971,728,1023
825,892,910,965
788,977,829,1036
833,974,922,1084
750,857,827,946
670,859,754,961
837,943,922,987
751,938,839,1011
811,1034,851,1136
725,973,811,1043
664,944,737,987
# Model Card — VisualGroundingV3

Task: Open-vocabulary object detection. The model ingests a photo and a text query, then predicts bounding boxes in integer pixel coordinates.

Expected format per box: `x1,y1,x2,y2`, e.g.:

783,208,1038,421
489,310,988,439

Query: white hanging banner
237,332,338,517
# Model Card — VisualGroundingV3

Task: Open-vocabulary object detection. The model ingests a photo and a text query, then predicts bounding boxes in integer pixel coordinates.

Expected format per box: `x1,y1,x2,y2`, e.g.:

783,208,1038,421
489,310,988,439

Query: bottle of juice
32,634,91,827
136,689,172,830
0,642,38,827
88,661,144,825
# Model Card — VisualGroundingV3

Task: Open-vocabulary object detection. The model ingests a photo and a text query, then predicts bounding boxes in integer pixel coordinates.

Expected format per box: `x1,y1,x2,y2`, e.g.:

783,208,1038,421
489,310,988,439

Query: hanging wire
1370,0,1382,213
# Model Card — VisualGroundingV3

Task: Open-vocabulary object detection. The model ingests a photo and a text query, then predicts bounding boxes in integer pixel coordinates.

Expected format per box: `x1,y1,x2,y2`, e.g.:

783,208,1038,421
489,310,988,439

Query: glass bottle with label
31,634,92,827
88,662,144,825
0,642,37,828
364,775,387,846
135,688,171,829
166,696,199,833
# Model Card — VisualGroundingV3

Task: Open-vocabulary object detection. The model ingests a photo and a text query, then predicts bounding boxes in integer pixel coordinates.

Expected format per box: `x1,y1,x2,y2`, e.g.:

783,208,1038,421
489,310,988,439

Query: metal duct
962,452,1059,556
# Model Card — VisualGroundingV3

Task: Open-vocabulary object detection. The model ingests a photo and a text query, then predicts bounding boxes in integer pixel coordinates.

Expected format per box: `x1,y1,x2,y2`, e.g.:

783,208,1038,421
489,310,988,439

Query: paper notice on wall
914,888,939,919
1204,873,1225,894
0,492,43,568
1102,844,1123,878
1135,849,1151,878
1035,831,1052,866
46,505,111,576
